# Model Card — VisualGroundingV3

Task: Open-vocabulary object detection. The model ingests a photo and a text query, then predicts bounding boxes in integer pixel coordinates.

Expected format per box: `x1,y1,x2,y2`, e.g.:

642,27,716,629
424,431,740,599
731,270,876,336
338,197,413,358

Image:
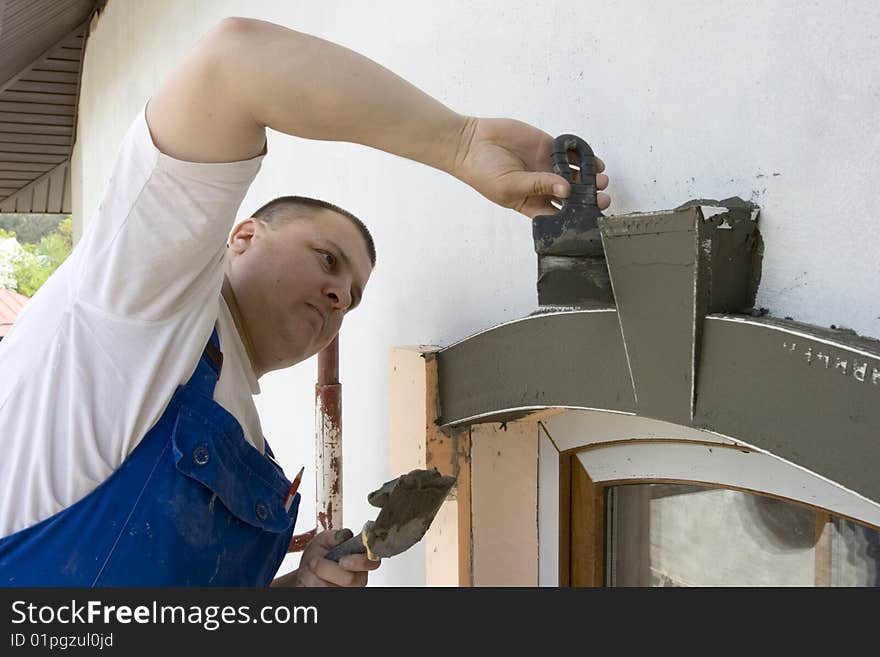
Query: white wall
72,0,880,586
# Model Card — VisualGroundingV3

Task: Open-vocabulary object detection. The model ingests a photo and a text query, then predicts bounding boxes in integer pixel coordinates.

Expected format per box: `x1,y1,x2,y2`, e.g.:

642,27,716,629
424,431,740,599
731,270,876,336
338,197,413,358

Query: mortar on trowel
324,468,456,562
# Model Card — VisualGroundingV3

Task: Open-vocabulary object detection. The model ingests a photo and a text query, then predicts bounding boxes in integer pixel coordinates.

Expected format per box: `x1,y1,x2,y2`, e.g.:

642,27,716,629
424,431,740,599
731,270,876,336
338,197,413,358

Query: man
0,17,609,586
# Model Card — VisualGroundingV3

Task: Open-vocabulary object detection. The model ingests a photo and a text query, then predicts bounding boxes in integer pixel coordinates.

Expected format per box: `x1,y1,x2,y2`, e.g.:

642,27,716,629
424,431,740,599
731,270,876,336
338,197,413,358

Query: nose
325,279,352,311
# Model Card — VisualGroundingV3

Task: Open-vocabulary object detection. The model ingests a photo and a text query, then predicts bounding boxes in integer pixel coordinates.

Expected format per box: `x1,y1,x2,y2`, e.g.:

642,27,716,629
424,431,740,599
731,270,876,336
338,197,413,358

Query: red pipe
288,335,342,552
315,335,342,531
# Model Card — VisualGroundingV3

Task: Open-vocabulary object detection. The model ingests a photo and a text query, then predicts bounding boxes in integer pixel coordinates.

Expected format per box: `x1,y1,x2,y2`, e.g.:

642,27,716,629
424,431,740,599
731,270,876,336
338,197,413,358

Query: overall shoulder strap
184,325,223,398
203,326,224,373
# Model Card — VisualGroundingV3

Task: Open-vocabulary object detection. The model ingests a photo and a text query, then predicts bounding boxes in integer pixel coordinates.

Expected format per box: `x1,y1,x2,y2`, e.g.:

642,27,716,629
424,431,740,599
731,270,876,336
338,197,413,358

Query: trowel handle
551,134,599,210
323,521,374,562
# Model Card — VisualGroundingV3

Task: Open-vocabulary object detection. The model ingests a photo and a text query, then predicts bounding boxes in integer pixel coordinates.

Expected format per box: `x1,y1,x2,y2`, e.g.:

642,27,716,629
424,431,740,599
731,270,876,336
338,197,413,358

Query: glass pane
606,483,880,587
831,518,880,586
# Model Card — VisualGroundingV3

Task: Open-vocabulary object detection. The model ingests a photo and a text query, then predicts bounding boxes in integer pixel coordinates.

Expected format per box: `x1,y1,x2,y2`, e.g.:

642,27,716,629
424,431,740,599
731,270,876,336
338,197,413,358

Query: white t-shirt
0,105,268,538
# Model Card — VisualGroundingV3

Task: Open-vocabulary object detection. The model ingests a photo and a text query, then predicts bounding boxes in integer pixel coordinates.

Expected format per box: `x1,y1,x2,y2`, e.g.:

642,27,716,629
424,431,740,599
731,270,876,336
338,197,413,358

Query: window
606,484,880,586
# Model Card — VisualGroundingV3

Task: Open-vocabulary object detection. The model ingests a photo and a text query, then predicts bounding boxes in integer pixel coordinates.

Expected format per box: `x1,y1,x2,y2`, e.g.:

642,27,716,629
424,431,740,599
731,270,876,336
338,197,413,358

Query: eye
318,250,336,268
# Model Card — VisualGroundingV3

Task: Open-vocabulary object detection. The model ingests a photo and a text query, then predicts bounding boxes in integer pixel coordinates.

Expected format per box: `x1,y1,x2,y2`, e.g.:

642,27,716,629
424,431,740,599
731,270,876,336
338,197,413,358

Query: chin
306,344,326,360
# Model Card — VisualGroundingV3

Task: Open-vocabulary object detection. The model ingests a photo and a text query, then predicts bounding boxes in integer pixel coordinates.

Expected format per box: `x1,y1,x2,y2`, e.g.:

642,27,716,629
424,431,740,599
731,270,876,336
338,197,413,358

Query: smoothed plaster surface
439,310,880,505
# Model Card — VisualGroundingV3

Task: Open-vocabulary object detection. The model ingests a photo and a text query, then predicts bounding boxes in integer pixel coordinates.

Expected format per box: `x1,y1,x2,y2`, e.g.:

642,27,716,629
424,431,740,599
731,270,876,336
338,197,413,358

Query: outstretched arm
146,17,609,218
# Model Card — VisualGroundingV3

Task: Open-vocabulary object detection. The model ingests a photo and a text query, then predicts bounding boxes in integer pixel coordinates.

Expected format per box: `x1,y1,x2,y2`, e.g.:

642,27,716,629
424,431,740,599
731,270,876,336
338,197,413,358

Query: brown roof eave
0,0,105,214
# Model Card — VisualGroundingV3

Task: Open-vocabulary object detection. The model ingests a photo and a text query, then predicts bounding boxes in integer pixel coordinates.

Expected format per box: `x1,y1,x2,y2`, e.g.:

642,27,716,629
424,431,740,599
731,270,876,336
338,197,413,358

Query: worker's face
226,209,372,376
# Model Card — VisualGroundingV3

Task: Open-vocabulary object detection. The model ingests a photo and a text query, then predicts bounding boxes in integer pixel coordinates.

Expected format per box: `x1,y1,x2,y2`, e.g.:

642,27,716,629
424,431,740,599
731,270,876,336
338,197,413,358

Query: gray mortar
324,469,455,561
436,197,880,505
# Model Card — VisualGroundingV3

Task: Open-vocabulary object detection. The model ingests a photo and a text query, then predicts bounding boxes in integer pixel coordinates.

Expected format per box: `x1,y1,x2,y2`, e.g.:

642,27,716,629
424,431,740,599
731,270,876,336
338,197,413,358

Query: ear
227,218,258,255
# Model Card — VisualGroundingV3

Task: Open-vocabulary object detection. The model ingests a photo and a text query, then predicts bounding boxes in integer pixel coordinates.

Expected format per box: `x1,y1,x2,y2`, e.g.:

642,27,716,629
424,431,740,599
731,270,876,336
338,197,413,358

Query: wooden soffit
0,0,103,213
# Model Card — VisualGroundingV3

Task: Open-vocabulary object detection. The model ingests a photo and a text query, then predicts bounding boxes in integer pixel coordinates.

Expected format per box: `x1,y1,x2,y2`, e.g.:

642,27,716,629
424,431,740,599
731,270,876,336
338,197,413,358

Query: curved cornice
438,309,880,505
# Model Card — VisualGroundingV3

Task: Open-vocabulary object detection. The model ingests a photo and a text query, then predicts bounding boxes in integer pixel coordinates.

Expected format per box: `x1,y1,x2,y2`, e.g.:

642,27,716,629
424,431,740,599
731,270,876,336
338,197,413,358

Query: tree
0,214,63,244
5,216,73,297
0,228,21,289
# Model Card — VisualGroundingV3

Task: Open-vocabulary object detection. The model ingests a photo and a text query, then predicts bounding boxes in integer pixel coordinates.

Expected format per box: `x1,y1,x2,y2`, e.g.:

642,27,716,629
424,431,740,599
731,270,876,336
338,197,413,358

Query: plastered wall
71,0,880,585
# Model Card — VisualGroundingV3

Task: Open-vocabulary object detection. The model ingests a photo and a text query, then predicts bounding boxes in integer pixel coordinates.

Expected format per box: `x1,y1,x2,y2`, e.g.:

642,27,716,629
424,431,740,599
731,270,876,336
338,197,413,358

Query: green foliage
58,216,72,245
0,214,64,244
3,215,73,296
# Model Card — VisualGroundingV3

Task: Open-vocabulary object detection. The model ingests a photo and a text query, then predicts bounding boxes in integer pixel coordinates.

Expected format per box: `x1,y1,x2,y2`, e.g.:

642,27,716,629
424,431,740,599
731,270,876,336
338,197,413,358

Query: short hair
251,195,376,267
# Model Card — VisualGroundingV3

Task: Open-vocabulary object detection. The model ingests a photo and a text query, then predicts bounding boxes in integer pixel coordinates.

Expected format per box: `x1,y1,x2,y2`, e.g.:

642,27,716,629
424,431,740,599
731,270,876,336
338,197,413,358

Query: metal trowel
532,134,614,309
324,468,456,562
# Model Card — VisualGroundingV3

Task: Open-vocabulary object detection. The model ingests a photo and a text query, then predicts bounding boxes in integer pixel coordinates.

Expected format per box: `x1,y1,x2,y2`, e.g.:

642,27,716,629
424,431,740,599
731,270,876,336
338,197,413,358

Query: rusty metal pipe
315,335,342,531
289,335,343,553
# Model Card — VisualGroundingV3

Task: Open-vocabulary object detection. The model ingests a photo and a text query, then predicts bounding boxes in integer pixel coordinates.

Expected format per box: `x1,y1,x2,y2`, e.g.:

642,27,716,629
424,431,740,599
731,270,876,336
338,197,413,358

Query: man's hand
270,529,381,587
452,117,611,219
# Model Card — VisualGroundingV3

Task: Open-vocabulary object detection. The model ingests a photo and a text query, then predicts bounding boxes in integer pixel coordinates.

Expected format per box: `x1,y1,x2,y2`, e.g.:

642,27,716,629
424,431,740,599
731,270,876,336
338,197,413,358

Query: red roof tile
0,288,28,338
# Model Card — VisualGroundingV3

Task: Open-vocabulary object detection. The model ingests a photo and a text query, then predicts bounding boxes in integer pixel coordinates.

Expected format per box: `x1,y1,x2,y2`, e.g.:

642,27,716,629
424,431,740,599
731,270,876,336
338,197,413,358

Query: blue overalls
0,328,300,586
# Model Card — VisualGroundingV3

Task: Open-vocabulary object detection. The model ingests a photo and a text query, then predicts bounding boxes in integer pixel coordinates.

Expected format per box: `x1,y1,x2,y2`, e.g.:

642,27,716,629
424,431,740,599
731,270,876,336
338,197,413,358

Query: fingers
311,558,369,587
540,165,607,200
340,554,382,572
328,528,354,547
307,527,353,552
295,528,382,587
298,554,381,587
523,171,571,200
525,190,612,219
519,166,610,218
556,172,608,193
294,559,340,587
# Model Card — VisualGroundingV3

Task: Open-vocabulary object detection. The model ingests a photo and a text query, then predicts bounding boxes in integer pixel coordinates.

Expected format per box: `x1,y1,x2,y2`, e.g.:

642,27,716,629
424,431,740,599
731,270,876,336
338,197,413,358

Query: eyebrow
321,238,364,307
